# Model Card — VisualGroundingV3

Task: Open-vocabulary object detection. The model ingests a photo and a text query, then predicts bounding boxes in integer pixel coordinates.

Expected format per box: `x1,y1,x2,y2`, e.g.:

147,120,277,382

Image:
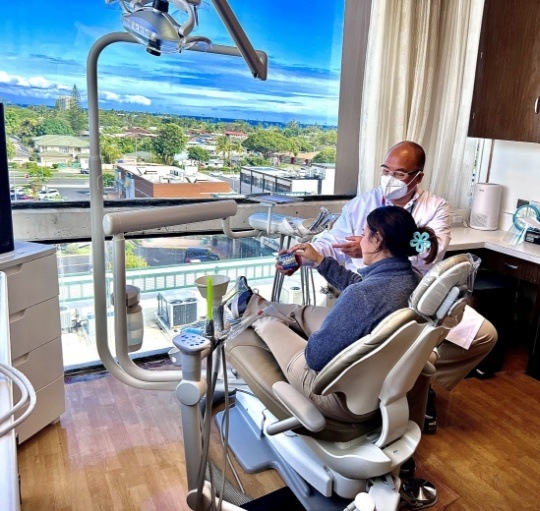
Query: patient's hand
291,243,324,266
275,249,301,276
332,235,363,258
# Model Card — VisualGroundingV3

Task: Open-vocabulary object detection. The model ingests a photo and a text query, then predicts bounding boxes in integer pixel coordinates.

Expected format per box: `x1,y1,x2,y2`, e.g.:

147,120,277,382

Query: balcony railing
58,256,277,302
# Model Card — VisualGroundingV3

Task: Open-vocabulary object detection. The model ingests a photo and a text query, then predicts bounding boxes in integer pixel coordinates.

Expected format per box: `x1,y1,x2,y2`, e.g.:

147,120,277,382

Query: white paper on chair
445,305,484,350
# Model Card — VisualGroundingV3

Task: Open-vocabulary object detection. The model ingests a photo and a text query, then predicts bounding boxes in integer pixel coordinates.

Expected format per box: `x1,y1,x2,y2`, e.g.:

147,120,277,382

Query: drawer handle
9,309,26,322
504,263,519,270
12,353,29,367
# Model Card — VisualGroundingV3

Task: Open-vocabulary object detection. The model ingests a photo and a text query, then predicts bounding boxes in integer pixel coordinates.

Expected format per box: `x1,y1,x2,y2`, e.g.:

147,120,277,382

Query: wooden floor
17,347,540,511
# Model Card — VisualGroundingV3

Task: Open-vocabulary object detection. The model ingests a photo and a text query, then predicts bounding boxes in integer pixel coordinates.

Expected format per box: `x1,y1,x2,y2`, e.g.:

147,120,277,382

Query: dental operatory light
113,0,204,55
106,0,267,80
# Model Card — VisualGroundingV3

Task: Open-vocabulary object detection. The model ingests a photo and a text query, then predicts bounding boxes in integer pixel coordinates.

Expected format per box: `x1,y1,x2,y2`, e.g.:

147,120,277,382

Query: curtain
424,0,485,207
358,0,485,209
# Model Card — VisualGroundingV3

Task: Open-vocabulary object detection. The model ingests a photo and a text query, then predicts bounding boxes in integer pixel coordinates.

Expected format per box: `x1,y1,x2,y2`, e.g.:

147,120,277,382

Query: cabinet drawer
4,254,59,314
12,337,63,397
481,252,540,284
15,375,65,444
9,297,61,360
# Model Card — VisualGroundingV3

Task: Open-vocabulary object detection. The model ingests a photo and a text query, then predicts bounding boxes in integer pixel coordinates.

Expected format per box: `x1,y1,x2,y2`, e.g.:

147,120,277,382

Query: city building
32,135,90,167
239,165,334,196
116,163,231,199
55,95,72,110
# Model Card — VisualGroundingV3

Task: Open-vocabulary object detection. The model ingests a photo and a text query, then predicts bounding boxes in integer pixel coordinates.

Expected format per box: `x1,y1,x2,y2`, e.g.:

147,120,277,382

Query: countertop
449,227,540,266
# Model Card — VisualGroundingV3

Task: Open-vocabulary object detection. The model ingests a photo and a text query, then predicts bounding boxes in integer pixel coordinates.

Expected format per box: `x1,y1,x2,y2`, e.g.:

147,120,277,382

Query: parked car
184,248,220,263
37,188,62,201
10,190,31,201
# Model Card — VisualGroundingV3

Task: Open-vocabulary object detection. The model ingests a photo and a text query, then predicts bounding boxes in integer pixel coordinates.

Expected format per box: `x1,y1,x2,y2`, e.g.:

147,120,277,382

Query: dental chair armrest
422,360,436,376
429,347,439,365
266,381,326,435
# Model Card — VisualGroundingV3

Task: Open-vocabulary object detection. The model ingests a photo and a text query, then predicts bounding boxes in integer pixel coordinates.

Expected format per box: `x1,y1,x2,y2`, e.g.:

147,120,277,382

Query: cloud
100,90,152,106
0,70,72,99
28,76,52,89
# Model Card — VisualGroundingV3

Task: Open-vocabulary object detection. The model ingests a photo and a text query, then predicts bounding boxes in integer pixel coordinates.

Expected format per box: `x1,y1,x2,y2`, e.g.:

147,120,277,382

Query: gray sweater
305,257,420,371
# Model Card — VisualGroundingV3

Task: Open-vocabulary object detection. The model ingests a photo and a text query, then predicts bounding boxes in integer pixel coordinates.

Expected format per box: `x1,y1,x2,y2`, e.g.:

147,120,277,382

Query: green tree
36,118,74,136
240,155,269,167
25,162,53,194
103,173,116,187
153,124,187,165
242,130,289,158
311,148,336,164
6,137,15,160
188,146,211,163
100,136,123,164
125,241,147,270
283,120,301,138
216,135,242,167
68,84,86,135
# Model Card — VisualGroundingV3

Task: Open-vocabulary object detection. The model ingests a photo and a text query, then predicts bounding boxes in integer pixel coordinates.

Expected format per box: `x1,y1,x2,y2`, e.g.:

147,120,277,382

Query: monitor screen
0,102,15,254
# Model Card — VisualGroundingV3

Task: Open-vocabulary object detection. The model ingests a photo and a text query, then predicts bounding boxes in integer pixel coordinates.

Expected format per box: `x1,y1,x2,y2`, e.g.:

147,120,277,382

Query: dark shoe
423,387,437,434
466,367,496,380
228,276,253,319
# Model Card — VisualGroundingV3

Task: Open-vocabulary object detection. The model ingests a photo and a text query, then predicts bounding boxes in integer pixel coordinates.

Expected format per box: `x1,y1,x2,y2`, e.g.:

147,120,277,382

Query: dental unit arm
222,201,339,305
222,203,338,241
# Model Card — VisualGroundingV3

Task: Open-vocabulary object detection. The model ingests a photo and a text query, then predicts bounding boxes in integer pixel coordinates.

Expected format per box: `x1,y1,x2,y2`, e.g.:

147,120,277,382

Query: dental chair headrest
409,253,477,321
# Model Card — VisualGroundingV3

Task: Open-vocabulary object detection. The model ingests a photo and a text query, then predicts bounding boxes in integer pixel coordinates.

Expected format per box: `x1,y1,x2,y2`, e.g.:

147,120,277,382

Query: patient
232,206,439,422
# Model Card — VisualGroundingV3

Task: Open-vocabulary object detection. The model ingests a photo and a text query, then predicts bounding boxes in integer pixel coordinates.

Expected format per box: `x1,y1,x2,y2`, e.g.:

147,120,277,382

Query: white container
470,183,502,231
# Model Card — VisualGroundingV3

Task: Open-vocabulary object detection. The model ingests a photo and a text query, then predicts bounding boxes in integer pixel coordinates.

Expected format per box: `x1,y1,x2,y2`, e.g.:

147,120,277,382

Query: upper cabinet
468,0,540,143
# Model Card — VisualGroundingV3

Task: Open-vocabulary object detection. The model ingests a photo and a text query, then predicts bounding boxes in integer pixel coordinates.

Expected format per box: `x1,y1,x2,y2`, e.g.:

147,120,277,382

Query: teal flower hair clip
410,231,431,253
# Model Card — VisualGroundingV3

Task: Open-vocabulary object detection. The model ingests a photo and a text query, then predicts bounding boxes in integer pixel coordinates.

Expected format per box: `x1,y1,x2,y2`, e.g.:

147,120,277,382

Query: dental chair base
216,391,418,511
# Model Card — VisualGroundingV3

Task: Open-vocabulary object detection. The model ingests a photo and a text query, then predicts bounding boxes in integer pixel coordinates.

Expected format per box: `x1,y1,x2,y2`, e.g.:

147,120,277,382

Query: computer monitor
0,103,15,254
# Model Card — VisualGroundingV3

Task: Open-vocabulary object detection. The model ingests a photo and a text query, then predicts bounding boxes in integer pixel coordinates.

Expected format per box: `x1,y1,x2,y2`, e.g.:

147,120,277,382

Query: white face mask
380,174,408,200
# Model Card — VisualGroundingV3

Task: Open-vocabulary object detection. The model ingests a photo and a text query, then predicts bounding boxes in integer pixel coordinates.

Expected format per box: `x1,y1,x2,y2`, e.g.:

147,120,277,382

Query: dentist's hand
331,235,363,258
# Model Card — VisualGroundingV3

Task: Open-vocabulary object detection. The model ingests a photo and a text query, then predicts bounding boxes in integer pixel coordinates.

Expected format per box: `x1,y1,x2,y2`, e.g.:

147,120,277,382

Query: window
3,0,351,368
3,0,345,202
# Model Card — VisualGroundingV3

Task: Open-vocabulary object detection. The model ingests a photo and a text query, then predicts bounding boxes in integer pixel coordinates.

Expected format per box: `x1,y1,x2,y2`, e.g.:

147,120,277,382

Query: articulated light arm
88,0,267,390
210,0,267,80
88,33,240,390
115,0,267,78
87,33,176,390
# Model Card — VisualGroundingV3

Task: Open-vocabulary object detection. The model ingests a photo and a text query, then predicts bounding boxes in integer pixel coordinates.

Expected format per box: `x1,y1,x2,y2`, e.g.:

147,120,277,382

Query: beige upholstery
226,254,475,444
226,330,382,441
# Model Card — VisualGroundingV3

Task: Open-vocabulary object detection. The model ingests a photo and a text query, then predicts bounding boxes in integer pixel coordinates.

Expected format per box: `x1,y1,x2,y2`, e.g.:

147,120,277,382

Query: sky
0,0,345,125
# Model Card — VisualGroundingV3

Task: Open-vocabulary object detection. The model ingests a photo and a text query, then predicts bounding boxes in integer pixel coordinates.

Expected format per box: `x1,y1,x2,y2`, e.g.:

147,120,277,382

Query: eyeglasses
380,167,422,180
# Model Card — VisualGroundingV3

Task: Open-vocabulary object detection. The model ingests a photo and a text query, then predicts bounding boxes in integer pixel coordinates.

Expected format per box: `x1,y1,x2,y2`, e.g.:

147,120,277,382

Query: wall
477,139,540,230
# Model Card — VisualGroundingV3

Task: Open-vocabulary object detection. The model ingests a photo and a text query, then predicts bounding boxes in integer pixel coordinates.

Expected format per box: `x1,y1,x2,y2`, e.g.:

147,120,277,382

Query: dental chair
210,253,476,510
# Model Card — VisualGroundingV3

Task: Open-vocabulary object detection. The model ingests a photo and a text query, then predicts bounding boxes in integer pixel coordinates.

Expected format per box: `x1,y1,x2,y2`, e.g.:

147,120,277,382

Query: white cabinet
0,241,65,443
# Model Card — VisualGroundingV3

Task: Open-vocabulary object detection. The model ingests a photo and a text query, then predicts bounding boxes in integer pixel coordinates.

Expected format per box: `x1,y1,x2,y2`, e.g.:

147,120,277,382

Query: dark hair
366,206,438,264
